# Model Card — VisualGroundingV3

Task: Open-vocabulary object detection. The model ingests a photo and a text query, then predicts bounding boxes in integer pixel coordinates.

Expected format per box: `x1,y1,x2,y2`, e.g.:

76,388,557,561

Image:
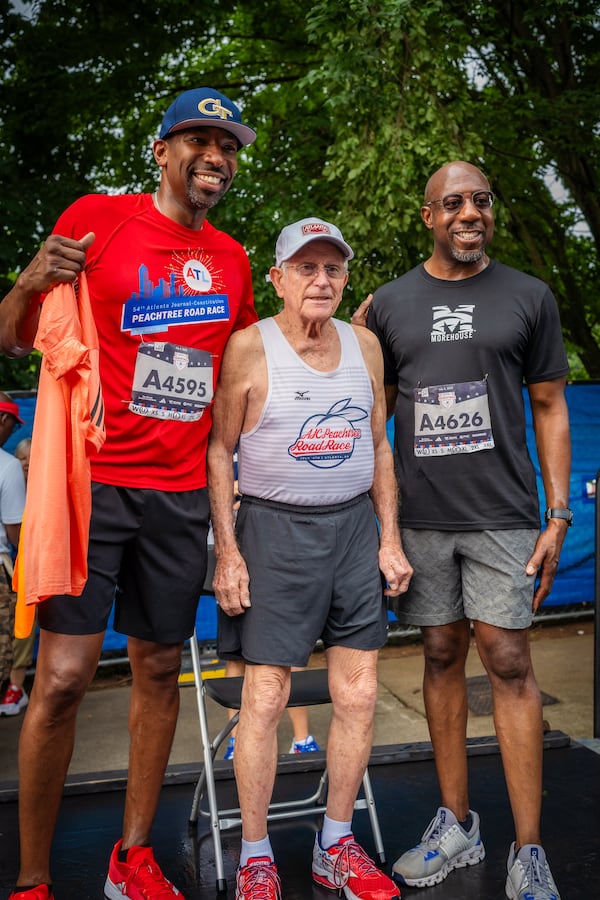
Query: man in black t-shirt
358,161,569,900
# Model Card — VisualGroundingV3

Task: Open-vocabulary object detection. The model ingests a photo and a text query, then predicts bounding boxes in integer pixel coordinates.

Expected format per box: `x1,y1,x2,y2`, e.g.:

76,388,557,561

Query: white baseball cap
275,217,354,266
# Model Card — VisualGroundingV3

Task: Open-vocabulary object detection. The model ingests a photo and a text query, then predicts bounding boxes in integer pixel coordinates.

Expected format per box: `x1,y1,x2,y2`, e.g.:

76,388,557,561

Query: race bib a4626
413,380,495,457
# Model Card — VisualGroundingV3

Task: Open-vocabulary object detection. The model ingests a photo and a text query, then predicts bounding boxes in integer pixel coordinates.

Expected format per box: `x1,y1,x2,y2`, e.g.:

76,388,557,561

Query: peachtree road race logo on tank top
122,256,230,336
430,305,475,343
288,398,367,468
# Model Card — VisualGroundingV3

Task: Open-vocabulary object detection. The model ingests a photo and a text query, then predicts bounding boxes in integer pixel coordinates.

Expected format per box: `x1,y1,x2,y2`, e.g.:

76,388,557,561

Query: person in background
14,437,31,482
0,87,257,900
362,160,569,900
223,658,320,758
0,397,26,716
0,437,33,716
208,217,412,900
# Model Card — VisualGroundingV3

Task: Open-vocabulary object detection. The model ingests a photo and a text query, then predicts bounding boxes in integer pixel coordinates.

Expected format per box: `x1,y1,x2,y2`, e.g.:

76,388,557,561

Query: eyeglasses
283,263,346,279
425,190,495,213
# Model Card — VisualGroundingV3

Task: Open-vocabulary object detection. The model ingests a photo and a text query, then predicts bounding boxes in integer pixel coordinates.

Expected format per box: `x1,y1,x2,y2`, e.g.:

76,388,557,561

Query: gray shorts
391,528,539,630
38,483,210,644
217,493,388,667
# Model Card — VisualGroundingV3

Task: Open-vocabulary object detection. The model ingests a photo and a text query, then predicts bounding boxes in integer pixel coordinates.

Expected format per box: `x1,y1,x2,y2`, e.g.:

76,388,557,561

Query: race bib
413,380,495,457
129,342,213,421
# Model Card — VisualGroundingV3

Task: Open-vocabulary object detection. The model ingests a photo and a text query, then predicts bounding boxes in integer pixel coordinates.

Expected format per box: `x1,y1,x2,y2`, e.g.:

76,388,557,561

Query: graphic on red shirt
168,248,226,294
122,262,230,336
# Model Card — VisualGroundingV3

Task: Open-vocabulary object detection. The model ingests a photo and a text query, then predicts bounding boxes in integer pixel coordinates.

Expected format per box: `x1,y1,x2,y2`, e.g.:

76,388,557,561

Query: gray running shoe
392,806,485,887
505,843,561,900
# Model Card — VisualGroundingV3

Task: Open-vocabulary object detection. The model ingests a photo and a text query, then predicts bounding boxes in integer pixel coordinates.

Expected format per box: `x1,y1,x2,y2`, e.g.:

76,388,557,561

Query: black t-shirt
369,260,569,529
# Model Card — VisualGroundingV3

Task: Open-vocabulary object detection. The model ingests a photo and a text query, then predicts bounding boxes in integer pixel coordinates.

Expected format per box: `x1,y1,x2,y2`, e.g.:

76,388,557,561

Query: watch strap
544,507,573,526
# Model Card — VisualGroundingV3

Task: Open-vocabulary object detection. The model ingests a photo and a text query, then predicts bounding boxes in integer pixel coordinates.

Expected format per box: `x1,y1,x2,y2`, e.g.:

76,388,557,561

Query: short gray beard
450,245,485,263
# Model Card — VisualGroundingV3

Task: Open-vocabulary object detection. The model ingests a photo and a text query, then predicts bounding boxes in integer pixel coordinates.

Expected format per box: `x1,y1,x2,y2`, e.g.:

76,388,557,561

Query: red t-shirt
53,194,257,491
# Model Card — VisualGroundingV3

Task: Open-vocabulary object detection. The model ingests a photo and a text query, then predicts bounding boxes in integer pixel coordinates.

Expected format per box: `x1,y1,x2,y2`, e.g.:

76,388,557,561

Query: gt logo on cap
198,98,234,122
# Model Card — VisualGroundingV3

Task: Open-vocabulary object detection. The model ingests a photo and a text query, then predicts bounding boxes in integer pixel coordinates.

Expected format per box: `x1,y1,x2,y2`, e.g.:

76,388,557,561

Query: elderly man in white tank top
207,217,413,900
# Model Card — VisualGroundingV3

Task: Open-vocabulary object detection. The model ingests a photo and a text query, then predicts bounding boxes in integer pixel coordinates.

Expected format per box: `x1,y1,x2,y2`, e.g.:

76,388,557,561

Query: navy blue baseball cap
159,87,256,146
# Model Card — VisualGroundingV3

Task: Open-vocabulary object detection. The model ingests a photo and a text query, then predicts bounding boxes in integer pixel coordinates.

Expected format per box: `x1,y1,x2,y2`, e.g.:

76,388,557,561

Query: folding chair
188,629,385,893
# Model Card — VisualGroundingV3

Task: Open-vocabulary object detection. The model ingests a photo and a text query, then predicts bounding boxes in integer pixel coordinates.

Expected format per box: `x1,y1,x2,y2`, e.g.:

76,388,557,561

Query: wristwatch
544,508,574,527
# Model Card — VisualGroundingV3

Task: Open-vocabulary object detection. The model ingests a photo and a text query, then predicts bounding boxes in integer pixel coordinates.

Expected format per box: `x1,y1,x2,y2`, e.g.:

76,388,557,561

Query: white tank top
238,317,375,505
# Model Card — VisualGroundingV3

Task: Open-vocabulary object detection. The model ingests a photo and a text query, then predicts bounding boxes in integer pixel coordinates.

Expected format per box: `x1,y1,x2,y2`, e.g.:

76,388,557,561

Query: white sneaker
506,843,561,900
392,806,485,887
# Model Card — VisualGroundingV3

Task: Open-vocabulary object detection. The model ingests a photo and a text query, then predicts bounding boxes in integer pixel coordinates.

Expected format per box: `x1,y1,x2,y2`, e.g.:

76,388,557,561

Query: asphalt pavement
0,619,597,794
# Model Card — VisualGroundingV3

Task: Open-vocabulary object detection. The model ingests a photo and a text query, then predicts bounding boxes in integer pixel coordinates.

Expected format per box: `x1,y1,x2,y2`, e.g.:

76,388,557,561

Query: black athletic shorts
38,482,210,643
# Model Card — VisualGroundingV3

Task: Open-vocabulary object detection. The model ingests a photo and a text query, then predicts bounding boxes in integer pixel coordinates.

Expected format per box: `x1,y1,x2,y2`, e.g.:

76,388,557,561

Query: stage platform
1,732,598,899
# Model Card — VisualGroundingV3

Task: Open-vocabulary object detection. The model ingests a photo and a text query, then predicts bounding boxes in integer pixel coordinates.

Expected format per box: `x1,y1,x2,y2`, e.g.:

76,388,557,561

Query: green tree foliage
301,0,600,372
1,0,598,388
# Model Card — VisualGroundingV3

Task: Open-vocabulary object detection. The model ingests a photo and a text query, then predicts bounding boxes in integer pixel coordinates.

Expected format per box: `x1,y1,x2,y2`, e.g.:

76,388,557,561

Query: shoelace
420,814,447,847
518,854,557,900
238,863,282,899
331,840,379,889
124,860,178,899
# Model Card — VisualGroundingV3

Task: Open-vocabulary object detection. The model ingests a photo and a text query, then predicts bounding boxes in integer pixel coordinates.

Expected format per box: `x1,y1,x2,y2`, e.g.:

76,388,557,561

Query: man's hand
526,520,569,611
213,549,251,617
379,541,413,597
21,231,95,296
351,293,373,328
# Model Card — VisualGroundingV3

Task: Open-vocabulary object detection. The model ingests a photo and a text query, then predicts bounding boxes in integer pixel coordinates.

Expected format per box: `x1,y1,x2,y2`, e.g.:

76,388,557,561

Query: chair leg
361,769,386,863
189,631,228,892
316,769,328,805
190,716,238,824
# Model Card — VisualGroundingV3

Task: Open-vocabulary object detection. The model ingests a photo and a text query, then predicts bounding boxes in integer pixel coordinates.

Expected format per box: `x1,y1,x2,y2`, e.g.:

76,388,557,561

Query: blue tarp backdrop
6,384,598,653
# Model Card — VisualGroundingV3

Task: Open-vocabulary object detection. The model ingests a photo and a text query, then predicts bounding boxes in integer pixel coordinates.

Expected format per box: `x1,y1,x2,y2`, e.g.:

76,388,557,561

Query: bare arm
207,326,264,616
0,232,95,357
526,377,571,610
5,522,21,550
353,326,413,596
384,383,399,419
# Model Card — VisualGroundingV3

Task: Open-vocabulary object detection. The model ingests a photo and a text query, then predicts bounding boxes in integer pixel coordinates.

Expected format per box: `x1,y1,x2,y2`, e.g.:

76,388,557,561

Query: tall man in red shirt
0,87,257,900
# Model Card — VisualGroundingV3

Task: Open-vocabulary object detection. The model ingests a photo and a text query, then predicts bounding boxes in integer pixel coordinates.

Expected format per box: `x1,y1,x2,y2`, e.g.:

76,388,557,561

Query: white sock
240,836,274,867
321,815,352,849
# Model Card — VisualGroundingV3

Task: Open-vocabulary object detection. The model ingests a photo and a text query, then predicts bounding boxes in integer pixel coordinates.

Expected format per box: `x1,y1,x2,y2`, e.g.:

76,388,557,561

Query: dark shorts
217,493,388,667
38,482,210,644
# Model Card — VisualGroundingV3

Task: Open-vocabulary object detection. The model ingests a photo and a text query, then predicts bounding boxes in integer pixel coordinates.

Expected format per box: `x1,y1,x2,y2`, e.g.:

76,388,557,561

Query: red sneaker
9,887,54,900
104,840,183,899
0,683,29,716
236,857,281,900
312,833,401,899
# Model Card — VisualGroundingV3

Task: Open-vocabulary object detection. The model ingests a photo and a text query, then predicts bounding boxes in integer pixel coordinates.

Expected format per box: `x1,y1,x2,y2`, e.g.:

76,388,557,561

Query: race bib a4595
129,342,213,421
